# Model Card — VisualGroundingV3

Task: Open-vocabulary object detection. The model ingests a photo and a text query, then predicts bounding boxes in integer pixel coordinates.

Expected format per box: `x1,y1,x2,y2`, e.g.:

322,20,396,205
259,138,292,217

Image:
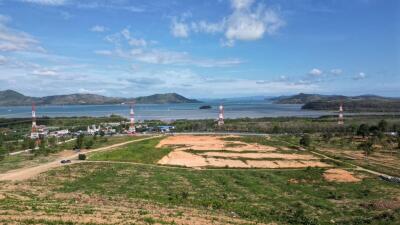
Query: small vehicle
60,159,71,164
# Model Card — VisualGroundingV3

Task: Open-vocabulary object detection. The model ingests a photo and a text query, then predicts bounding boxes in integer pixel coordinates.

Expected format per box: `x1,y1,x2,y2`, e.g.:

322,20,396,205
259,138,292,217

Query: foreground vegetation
89,137,171,164
0,162,399,224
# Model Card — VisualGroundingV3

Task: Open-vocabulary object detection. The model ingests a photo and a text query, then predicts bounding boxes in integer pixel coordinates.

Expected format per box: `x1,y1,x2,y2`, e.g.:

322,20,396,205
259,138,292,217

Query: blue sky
0,0,398,98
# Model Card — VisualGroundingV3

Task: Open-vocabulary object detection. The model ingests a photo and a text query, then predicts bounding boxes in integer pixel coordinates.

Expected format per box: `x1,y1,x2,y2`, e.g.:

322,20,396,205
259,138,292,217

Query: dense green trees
300,135,312,147
75,134,84,149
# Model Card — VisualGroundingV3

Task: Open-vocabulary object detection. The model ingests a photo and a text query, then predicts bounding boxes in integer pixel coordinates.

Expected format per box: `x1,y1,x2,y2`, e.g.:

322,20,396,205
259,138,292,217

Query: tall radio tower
338,103,344,125
218,104,224,126
128,103,136,134
30,102,39,139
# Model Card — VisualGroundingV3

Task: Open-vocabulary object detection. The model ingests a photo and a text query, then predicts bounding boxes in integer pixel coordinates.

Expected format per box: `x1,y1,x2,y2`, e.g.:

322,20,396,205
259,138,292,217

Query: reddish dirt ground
158,135,329,169
323,169,361,182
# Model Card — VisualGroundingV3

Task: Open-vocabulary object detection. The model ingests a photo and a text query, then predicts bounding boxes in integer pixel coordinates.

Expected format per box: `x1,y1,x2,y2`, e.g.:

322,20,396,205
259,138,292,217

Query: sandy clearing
158,151,209,167
157,135,276,152
323,169,361,182
157,135,329,169
206,158,250,168
0,136,159,181
246,160,331,168
200,152,318,160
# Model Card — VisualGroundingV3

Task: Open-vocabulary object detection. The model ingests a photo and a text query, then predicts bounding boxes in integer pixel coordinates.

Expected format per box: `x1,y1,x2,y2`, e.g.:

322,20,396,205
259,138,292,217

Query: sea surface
0,100,333,120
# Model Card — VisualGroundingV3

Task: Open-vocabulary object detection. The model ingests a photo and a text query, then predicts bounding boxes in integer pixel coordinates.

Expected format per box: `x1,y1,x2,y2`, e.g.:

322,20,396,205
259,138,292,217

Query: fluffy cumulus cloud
308,68,323,76
171,19,190,38
170,0,285,46
353,72,366,80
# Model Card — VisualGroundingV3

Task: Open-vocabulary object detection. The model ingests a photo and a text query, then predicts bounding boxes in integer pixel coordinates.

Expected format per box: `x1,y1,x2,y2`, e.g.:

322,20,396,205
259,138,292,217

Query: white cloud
32,68,58,76
170,0,284,46
353,72,366,80
0,55,7,64
231,0,255,10
90,25,107,32
0,14,11,23
0,15,43,52
330,68,342,75
191,20,226,34
170,19,189,38
309,68,323,76
98,28,241,68
21,0,67,6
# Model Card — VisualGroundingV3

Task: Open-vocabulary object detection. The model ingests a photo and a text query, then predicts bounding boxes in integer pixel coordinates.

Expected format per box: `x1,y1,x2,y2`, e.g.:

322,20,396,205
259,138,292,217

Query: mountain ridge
271,93,400,112
0,90,201,106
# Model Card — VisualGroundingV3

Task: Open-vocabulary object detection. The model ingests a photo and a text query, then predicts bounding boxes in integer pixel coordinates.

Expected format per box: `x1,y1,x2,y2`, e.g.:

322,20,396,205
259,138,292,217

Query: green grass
89,137,171,164
35,163,400,225
0,136,148,173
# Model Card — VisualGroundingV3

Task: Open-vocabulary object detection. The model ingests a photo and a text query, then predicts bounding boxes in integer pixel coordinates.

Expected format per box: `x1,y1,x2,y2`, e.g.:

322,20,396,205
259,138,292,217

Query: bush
78,154,86,160
299,134,311,147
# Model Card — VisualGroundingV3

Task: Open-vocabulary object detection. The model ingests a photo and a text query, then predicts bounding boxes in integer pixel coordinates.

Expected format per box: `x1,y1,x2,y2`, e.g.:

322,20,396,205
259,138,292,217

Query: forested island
0,90,201,106
272,93,400,112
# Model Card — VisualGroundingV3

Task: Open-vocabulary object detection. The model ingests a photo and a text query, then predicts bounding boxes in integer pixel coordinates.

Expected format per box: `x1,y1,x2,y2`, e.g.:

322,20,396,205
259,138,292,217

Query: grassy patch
41,163,400,225
89,137,171,164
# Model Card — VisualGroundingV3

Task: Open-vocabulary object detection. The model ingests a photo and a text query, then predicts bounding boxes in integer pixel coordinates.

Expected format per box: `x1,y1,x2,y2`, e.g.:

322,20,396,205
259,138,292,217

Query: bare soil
323,169,361,182
158,135,329,169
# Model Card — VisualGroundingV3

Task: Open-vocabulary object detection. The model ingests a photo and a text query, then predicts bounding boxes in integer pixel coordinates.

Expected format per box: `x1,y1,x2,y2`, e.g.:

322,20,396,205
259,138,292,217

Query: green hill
272,93,400,112
0,90,201,106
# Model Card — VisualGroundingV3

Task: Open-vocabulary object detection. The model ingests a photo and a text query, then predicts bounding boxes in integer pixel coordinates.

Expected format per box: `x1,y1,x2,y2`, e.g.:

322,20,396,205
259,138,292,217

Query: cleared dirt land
157,135,331,169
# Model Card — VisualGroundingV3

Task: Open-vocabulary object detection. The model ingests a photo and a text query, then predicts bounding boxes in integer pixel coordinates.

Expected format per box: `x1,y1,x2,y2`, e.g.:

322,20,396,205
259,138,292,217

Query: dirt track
0,136,159,181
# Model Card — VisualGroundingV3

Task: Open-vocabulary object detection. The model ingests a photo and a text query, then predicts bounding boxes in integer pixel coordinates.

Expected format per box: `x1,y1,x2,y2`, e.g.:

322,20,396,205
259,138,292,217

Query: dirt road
0,135,160,181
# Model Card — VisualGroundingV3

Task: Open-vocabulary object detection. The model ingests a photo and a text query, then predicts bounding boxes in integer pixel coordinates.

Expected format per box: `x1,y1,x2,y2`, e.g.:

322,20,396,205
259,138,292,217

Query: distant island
199,105,212,109
271,93,400,112
0,90,201,106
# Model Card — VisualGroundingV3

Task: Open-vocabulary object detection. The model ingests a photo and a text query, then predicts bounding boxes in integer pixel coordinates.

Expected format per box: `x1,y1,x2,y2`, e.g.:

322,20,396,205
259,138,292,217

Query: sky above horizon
0,0,399,98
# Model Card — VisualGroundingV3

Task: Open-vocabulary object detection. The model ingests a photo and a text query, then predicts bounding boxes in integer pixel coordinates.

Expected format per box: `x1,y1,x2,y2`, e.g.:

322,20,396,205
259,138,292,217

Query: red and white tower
338,103,344,125
218,104,224,126
30,102,39,139
128,103,136,134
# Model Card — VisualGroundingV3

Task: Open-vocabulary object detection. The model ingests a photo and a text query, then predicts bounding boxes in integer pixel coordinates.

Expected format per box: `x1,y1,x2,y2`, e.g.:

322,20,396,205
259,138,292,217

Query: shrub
78,154,86,160
300,134,311,147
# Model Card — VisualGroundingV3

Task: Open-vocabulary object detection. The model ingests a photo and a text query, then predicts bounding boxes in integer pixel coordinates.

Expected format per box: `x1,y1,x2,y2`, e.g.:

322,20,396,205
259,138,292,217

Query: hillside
271,93,347,104
271,93,400,112
0,90,201,106
302,99,400,112
272,93,393,104
134,93,200,104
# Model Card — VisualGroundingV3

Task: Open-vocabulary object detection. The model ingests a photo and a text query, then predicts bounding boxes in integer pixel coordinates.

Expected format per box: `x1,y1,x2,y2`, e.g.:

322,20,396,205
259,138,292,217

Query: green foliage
358,139,374,159
0,144,7,161
357,124,369,138
78,154,86,160
299,134,312,147
54,163,400,225
84,138,94,149
75,134,84,149
378,119,388,132
89,137,171,164
48,136,57,147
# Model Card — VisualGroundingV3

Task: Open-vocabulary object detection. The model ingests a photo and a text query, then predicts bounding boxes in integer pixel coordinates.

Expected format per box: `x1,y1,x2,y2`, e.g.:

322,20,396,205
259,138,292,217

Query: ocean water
0,101,332,120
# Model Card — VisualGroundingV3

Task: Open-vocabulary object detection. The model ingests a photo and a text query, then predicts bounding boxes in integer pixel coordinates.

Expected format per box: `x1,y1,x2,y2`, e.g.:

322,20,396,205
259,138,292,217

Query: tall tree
358,139,374,161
